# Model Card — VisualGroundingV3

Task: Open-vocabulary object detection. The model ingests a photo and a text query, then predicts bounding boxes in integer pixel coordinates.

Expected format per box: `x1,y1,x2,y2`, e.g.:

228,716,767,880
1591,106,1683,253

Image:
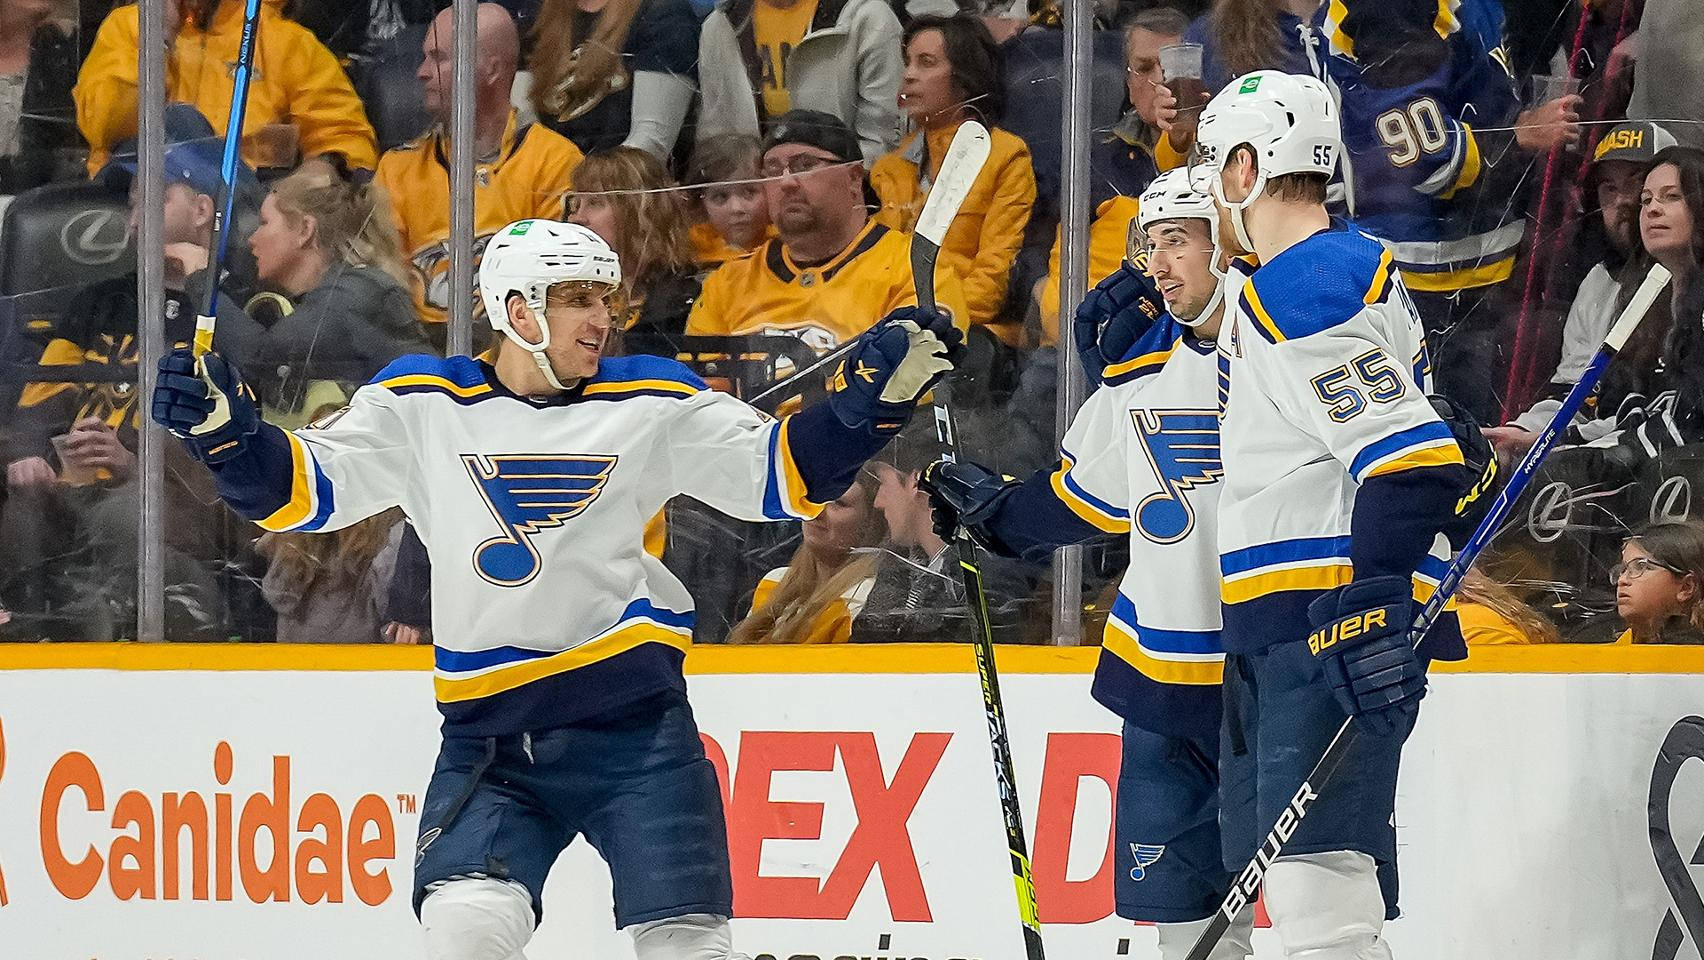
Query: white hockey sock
418,877,535,960
1265,851,1394,960
1155,905,1256,960
630,913,752,960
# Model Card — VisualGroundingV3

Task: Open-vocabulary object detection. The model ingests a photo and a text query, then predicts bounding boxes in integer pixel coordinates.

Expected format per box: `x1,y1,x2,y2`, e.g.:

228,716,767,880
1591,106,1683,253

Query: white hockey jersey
238,353,834,735
1216,226,1465,654
1051,318,1225,736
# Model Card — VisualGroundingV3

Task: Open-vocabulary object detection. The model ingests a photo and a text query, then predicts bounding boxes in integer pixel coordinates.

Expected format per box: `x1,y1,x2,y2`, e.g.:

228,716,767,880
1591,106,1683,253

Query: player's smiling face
1144,219,1216,321
539,282,613,380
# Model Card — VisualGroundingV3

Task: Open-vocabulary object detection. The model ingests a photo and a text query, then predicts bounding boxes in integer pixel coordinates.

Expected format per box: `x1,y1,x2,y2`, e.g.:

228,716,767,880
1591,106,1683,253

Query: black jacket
0,25,84,195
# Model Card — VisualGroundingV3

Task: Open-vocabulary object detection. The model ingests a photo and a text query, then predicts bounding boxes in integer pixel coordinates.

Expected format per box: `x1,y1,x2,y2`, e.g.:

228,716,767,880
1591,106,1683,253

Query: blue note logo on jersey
463,454,618,586
1131,409,1222,545
1130,842,1166,881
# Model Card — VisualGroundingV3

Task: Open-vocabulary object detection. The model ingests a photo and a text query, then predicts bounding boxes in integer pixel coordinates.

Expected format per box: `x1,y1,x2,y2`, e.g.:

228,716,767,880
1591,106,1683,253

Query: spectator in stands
566,146,701,353
685,133,774,269
872,15,1035,342
1186,0,1315,93
1087,6,1190,207
688,110,968,357
260,507,407,644
377,3,583,338
727,472,884,644
0,0,82,194
0,141,265,640
1604,146,1704,472
1455,567,1561,645
1487,122,1679,461
74,0,378,174
246,158,432,425
696,0,903,163
1034,195,1140,347
526,0,698,158
1611,522,1704,645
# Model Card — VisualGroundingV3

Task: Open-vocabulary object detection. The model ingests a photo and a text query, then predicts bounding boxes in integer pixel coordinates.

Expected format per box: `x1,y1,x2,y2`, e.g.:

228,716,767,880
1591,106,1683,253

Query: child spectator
565,146,700,353
685,133,774,269
260,507,407,644
871,14,1035,341
1610,522,1704,645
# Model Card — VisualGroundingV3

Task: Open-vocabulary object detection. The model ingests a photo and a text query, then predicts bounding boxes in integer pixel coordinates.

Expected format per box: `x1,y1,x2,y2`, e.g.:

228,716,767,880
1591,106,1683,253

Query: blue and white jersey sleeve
664,390,832,524
214,384,415,535
1050,378,1134,535
1240,235,1464,484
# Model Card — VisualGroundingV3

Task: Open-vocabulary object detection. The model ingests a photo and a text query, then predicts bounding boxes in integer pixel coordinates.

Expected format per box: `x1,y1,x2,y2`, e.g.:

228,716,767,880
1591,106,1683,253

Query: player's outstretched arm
920,460,1111,564
153,347,408,532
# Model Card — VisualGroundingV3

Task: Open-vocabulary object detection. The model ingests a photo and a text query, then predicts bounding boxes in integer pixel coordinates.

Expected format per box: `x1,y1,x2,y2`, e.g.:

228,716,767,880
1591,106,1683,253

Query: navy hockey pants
1115,720,1233,923
410,690,733,928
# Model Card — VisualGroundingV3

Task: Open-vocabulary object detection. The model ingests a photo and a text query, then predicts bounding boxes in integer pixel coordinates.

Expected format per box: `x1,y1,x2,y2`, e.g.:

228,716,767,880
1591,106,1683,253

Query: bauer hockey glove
1305,575,1426,737
152,348,261,464
1073,263,1166,384
918,459,1024,557
828,306,964,434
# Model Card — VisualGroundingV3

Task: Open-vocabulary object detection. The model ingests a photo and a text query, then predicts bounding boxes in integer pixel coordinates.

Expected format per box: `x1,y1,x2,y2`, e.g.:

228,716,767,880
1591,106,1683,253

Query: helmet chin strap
1174,216,1228,329
504,302,571,392
1211,166,1266,259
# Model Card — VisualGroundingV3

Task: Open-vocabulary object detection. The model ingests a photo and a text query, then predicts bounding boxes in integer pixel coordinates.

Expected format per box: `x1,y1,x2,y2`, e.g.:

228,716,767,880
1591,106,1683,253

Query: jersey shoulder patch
583,354,709,401
1241,228,1395,344
371,354,494,403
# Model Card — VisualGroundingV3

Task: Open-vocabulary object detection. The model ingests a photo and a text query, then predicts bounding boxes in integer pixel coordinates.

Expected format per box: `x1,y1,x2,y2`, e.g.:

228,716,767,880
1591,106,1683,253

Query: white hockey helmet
1134,168,1224,327
1194,70,1341,251
479,219,621,388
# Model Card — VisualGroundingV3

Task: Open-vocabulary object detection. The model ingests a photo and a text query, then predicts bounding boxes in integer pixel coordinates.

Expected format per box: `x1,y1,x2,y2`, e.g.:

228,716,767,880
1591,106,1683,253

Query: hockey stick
192,0,264,359
748,339,858,411
1183,262,1673,960
905,121,1046,960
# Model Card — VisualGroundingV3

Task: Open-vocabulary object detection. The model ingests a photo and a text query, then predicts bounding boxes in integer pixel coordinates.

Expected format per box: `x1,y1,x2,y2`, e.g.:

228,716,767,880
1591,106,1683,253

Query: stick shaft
195,0,264,356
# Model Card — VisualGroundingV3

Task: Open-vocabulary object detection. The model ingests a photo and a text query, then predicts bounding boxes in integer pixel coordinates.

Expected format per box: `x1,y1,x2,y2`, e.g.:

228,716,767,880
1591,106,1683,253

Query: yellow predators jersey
687,220,970,353
76,1,377,173
375,111,584,325
870,125,1036,340
1038,195,1141,346
746,565,877,644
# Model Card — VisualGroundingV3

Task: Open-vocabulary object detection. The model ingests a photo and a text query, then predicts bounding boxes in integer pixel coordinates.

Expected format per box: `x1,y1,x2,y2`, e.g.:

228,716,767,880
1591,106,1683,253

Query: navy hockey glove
152,348,260,464
917,458,1024,557
1305,575,1426,737
828,307,964,435
1072,263,1165,384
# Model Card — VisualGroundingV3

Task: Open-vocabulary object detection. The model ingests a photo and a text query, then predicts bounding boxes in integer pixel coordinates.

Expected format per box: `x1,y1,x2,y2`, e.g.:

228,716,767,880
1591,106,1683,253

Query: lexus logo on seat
1651,476,1694,525
60,209,130,266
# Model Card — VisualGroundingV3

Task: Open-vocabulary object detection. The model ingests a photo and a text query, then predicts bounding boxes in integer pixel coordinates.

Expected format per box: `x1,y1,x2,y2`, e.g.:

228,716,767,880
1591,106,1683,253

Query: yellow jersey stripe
774,416,824,520
1365,440,1466,478
1102,624,1224,685
1439,126,1482,200
1223,560,1459,608
1103,345,1175,381
1399,256,1515,293
435,626,691,702
1363,248,1396,305
582,378,700,398
380,373,493,398
1244,283,1286,343
1049,460,1132,533
256,432,318,532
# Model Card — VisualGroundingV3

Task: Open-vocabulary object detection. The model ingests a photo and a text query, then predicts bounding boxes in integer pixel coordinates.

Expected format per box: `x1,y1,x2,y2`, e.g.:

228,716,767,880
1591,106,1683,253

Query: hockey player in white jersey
920,170,1253,959
150,219,963,960
1192,71,1471,959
